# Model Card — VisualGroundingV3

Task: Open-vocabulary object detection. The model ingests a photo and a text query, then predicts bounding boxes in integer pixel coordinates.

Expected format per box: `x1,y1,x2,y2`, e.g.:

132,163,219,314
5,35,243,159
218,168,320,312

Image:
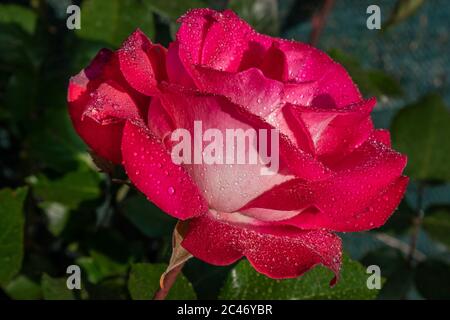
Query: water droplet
167,187,175,195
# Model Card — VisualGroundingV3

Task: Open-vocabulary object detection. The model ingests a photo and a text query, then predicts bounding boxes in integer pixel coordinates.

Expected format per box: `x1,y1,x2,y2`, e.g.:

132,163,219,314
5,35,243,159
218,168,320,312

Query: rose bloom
68,9,408,284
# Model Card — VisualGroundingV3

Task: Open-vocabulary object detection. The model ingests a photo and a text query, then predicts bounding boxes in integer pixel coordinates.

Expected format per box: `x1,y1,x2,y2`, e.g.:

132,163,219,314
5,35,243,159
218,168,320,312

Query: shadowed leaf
391,94,450,182
0,187,27,286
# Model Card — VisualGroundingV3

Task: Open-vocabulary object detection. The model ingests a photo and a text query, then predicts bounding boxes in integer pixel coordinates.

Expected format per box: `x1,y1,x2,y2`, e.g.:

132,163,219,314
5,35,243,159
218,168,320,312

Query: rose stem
111,178,133,187
309,0,335,46
153,263,185,300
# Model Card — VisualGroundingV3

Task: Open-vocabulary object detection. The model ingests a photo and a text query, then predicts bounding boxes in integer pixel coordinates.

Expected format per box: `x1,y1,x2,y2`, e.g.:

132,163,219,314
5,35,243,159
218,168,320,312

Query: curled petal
287,98,376,162
259,43,289,82
176,9,253,73
274,40,362,107
117,29,167,96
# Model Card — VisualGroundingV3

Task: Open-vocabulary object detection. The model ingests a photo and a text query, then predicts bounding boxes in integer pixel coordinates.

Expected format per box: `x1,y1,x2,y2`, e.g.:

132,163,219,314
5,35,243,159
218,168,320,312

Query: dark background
0,0,449,300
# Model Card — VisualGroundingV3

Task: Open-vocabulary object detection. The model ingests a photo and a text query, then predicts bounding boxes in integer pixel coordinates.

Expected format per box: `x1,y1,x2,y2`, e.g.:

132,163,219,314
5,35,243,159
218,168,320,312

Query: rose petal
182,211,342,282
175,8,361,110
240,178,313,212
241,138,407,231
121,120,208,219
190,66,319,156
317,138,407,219
82,81,142,125
287,98,376,162
68,49,139,163
117,29,166,96
274,40,362,107
192,66,284,118
166,41,196,87
218,94,332,181
371,129,391,147
284,176,409,231
177,9,253,73
147,98,174,141
160,85,294,213
259,43,289,82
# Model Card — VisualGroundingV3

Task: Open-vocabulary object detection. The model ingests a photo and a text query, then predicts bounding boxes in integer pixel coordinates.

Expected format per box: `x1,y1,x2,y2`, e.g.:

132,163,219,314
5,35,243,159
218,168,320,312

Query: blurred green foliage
0,0,449,300
77,0,156,47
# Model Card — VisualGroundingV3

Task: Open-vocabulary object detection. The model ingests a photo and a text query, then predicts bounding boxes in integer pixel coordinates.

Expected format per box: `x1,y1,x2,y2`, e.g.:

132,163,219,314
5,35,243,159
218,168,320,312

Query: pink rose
68,9,408,283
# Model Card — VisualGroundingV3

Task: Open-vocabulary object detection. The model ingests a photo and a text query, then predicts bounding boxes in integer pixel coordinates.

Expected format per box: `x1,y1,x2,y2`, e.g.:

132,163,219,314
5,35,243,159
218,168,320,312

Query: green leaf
219,255,380,300
41,274,75,300
27,108,88,173
423,207,450,248
78,250,129,285
328,48,402,98
366,70,403,97
415,259,450,299
76,230,142,284
0,187,27,286
31,166,101,210
145,0,207,20
121,194,176,238
228,0,279,35
383,0,425,30
128,263,196,300
3,275,42,300
391,94,450,182
77,0,156,47
0,4,37,34
76,256,104,285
